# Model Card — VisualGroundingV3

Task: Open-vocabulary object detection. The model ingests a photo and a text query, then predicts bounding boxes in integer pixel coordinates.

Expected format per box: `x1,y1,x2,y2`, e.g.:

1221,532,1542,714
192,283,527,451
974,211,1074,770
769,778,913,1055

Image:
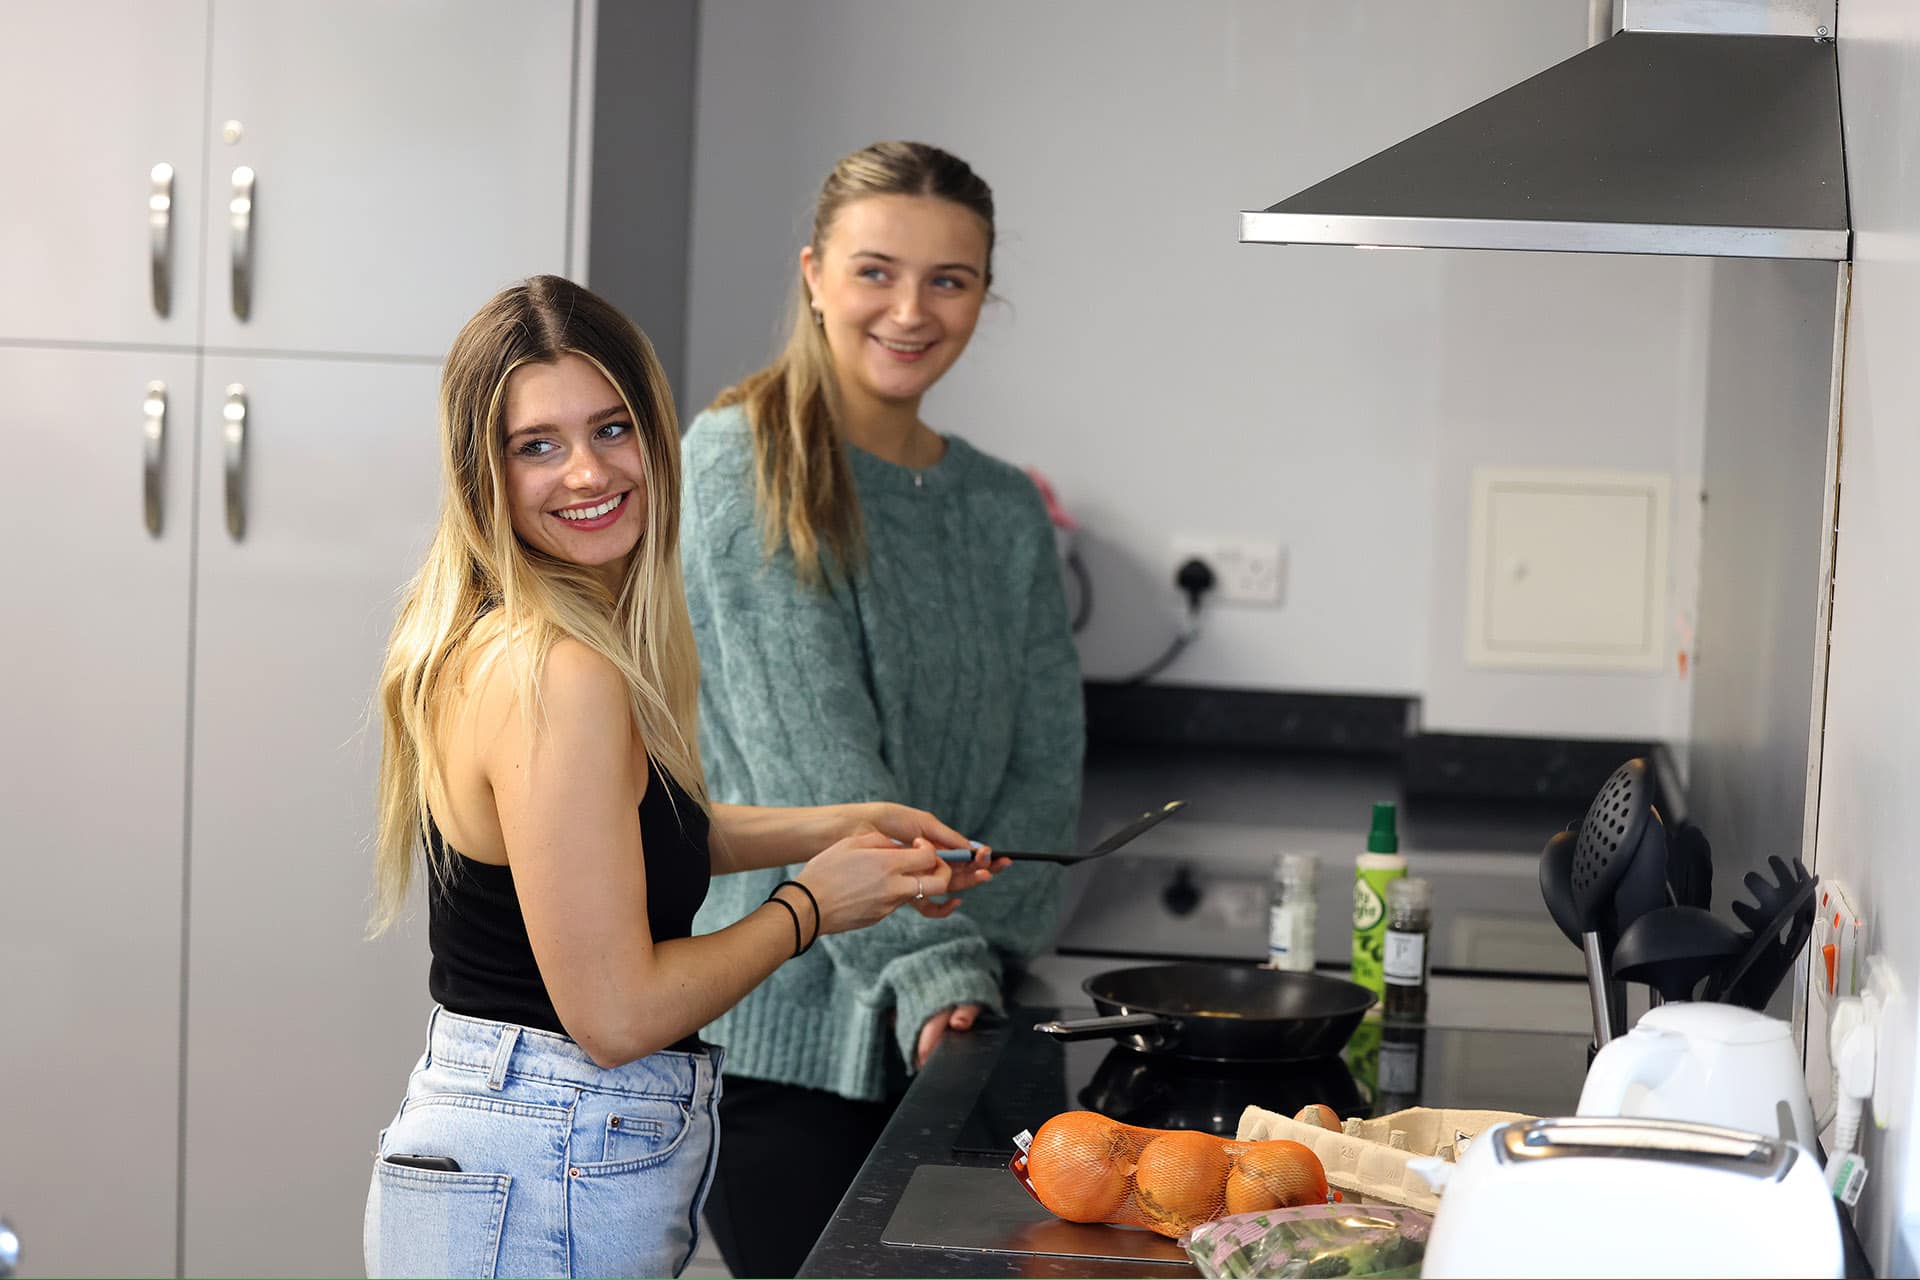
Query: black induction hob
951,1008,1590,1157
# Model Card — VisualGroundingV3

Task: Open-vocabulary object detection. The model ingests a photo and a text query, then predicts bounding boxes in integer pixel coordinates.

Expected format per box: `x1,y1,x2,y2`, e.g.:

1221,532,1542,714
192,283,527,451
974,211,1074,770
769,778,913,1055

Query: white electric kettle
1577,1002,1815,1145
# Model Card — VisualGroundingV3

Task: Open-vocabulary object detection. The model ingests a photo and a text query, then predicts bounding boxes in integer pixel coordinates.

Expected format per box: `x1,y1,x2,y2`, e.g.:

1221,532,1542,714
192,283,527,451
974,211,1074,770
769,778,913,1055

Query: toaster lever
1498,1117,1797,1182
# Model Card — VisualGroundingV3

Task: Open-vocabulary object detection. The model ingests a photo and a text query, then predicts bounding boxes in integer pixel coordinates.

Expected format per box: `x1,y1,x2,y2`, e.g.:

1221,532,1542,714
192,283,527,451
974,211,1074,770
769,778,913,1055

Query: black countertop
800,1007,1186,1279
799,1004,1874,1279
800,1006,1598,1278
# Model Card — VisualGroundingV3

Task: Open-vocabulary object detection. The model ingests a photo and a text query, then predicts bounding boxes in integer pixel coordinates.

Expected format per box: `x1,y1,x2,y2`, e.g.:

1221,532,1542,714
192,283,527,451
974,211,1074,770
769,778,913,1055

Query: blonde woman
362,276,1000,1279
681,142,1084,1275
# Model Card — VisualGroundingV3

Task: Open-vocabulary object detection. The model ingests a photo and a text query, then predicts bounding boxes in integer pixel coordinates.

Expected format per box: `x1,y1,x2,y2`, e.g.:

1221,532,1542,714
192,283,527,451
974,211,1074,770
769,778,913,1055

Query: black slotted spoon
1572,759,1657,1044
1709,855,1819,1008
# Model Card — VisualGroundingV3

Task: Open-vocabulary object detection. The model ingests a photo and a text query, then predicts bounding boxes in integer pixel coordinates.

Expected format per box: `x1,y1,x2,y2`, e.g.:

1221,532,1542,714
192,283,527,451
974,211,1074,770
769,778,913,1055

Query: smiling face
501,352,648,587
801,193,991,413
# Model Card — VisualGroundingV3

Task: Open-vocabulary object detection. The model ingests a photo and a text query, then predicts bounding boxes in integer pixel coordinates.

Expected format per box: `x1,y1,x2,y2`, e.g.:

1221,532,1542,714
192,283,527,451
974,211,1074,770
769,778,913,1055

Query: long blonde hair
711,140,996,583
371,275,706,932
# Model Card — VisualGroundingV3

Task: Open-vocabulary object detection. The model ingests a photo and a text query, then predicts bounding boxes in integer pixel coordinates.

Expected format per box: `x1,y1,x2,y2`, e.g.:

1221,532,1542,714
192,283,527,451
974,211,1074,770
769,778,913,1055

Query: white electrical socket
1867,954,1907,1130
1809,878,1869,1142
1173,536,1287,606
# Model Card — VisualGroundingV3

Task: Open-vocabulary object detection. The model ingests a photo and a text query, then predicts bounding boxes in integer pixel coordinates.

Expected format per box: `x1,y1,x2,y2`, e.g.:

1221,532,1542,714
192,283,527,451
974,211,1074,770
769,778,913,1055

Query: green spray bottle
1350,801,1406,999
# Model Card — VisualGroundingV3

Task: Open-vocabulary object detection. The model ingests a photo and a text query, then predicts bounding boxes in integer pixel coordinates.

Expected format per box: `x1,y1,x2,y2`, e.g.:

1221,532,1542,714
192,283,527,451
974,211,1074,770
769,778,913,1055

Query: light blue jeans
364,1007,723,1278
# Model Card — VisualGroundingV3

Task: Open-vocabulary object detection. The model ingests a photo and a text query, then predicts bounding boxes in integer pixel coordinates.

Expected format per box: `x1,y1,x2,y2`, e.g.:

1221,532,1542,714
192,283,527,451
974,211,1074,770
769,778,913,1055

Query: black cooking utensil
1710,856,1819,1008
1612,806,1672,932
1542,826,1616,1048
1611,905,1746,1003
1667,820,1714,911
1726,900,1818,1011
1539,828,1582,946
1032,963,1375,1063
939,800,1185,865
1730,855,1816,937
1572,759,1658,1044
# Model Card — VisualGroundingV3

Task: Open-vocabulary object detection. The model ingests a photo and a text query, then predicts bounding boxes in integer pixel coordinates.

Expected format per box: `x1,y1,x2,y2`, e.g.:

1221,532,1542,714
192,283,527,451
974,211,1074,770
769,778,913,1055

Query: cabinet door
183,355,440,1277
0,347,197,1276
0,1,209,347
200,1,576,359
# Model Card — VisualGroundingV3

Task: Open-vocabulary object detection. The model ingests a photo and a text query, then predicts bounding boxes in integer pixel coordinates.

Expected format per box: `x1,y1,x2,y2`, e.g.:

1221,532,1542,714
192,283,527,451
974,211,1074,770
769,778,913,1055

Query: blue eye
516,438,556,458
933,274,968,291
858,266,888,282
596,421,631,440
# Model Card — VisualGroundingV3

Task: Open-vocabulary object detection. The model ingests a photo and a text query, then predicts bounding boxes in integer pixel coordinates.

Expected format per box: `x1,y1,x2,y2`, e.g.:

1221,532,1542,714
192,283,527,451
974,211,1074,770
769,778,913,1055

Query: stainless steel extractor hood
1240,0,1849,260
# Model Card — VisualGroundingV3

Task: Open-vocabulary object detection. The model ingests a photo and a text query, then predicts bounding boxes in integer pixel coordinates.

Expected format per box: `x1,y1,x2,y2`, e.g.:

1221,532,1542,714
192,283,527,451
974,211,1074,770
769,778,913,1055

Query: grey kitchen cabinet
181,356,443,1277
0,2,592,1275
0,347,199,1278
198,2,577,359
0,0,209,348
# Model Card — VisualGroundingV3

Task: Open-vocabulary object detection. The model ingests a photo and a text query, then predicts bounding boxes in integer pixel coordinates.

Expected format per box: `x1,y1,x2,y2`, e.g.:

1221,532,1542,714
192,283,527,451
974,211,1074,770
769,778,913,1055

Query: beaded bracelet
764,894,803,958
774,879,821,953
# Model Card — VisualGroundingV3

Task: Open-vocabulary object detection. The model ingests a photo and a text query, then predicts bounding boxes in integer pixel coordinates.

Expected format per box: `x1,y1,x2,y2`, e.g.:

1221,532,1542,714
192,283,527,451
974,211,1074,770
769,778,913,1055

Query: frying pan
1078,1042,1366,1131
1032,962,1376,1063
939,800,1187,865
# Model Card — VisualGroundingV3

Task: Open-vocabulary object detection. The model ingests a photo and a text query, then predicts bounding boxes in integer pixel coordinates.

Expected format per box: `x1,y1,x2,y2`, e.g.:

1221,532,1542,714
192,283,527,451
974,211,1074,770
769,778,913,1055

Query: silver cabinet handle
143,381,168,536
149,163,174,318
229,165,255,321
0,1216,19,1278
222,384,247,540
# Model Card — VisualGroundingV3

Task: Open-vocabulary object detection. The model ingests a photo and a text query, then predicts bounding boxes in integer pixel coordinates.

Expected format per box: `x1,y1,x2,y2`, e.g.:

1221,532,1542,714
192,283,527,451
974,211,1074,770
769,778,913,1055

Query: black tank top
427,760,711,1049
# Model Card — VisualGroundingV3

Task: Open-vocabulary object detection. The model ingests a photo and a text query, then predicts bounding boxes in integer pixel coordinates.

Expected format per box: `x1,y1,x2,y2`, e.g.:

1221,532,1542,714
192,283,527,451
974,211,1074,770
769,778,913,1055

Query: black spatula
938,800,1186,865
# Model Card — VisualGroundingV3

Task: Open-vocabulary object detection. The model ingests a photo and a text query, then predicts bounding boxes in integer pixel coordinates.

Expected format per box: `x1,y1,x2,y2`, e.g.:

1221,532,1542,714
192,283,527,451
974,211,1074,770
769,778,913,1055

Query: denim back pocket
366,1158,511,1278
591,1096,694,1169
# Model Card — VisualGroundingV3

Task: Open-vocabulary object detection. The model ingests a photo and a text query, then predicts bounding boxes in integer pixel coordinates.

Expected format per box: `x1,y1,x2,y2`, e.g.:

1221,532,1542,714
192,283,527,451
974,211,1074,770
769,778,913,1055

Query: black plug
1124,559,1212,685
1175,557,1216,613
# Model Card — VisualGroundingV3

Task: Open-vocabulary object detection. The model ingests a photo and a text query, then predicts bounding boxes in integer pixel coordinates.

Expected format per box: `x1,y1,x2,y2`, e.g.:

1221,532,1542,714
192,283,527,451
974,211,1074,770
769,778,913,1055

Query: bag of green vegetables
1183,1203,1431,1278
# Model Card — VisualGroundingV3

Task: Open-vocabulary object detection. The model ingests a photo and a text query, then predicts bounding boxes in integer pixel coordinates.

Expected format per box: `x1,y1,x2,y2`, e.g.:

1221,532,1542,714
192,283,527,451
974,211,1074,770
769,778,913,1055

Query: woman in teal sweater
681,141,1084,1275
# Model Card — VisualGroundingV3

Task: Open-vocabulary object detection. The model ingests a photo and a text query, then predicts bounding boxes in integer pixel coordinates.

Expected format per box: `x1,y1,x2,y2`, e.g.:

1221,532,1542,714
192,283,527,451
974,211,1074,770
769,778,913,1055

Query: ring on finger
915,877,926,901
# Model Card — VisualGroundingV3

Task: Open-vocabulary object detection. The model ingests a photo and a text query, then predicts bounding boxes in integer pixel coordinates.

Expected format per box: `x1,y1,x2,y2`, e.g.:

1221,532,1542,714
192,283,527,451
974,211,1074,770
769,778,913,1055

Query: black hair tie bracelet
773,879,821,953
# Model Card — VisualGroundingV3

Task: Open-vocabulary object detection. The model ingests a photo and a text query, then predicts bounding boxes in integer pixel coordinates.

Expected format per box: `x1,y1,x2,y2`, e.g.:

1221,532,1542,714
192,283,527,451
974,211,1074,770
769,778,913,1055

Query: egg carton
1236,1104,1534,1213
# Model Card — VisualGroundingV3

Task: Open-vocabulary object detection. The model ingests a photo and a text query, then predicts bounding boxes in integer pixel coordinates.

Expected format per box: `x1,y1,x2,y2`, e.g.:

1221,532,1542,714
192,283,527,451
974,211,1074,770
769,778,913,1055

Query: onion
1026,1112,1134,1223
1224,1140,1329,1215
1132,1130,1233,1237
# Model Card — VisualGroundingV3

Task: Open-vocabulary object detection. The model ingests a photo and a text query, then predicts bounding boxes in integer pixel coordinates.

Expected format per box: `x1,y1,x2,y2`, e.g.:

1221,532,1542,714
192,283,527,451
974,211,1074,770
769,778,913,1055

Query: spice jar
1266,852,1320,971
1381,876,1432,1021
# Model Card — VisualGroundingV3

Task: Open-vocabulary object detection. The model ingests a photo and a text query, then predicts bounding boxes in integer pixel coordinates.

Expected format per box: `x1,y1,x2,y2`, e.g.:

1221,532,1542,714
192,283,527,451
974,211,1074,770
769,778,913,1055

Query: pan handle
1032,1013,1172,1042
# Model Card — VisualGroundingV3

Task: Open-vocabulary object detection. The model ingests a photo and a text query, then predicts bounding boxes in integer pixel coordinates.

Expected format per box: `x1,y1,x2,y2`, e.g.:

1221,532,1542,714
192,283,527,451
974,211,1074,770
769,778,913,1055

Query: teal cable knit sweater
681,404,1084,1101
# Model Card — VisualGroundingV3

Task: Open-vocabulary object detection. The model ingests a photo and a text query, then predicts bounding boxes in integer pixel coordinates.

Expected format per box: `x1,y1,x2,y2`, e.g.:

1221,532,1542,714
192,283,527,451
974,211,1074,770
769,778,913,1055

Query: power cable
1120,558,1215,686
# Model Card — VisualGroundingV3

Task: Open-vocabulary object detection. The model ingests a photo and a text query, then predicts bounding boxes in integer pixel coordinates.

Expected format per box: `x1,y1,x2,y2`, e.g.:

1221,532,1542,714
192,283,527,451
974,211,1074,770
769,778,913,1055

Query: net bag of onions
1014,1110,1329,1239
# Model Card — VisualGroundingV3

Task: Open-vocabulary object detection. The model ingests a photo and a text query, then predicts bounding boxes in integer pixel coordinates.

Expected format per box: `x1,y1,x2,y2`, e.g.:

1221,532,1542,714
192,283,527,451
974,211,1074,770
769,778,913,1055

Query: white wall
1819,1,1920,1270
684,0,1707,740
1421,250,1708,741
